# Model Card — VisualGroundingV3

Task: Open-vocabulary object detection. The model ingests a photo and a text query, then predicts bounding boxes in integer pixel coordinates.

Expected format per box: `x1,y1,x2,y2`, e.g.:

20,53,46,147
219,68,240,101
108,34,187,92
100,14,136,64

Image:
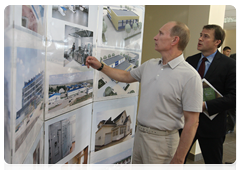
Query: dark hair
170,22,190,51
223,46,231,51
203,25,225,48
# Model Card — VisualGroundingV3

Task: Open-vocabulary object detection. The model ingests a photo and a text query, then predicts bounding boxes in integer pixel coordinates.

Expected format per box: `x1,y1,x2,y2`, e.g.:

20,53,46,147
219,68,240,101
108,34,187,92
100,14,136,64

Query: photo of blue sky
49,71,93,85
16,47,45,111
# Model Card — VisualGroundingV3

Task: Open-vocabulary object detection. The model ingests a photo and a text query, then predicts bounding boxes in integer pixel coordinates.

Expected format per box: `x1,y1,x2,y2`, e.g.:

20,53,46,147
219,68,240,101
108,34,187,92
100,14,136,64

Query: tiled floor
186,128,236,164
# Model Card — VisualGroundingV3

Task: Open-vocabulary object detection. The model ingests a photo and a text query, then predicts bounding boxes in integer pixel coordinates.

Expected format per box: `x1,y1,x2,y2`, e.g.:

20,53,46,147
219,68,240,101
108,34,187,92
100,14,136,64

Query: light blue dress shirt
196,50,217,77
196,50,217,109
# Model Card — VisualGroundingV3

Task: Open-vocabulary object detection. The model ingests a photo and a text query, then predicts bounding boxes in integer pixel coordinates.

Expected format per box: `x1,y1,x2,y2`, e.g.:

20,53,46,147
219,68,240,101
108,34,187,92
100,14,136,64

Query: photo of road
15,101,43,152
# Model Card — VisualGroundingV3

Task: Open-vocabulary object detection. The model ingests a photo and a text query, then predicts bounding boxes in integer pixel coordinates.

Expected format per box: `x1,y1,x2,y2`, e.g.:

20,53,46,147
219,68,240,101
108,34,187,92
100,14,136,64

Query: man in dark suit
226,52,236,134
185,24,236,164
225,53,238,168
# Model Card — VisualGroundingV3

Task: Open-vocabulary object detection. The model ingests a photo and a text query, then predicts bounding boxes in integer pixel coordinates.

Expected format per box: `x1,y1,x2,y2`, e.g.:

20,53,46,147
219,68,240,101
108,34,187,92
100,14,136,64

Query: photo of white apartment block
15,47,45,154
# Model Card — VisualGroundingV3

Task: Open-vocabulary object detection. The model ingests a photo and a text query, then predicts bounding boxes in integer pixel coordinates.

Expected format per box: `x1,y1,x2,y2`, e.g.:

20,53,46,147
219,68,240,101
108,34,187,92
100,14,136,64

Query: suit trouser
132,127,179,164
182,131,226,164
226,108,236,132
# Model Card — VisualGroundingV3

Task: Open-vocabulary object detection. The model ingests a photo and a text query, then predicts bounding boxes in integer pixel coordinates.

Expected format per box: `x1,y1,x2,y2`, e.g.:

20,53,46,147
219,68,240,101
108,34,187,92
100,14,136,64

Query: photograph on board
15,47,45,153
92,148,132,170
48,115,76,164
22,5,45,36
92,97,137,152
93,48,140,101
64,25,93,68
44,104,92,164
52,5,89,27
23,126,44,164
99,5,144,50
47,71,93,116
65,145,89,164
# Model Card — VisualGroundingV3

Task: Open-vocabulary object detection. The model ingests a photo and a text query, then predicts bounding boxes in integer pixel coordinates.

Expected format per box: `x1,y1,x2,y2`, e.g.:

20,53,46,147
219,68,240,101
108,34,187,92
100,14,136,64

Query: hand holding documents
202,78,222,120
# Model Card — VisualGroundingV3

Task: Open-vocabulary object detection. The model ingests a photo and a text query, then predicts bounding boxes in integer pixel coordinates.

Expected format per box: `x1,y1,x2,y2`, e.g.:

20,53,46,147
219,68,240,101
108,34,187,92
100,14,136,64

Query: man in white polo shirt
86,21,203,164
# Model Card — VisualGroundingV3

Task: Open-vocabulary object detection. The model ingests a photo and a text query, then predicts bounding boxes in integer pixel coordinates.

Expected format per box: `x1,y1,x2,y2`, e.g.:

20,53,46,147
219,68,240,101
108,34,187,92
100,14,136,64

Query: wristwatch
97,63,104,71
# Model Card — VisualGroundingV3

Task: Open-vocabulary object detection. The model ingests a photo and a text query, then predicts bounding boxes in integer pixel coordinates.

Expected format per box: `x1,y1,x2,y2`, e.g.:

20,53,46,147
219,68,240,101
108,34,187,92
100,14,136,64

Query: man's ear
172,36,180,46
215,39,221,47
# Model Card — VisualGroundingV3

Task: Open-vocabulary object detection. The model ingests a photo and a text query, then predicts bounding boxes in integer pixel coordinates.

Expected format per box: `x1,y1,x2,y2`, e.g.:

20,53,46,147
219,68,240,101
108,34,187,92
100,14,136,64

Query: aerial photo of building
106,7,139,31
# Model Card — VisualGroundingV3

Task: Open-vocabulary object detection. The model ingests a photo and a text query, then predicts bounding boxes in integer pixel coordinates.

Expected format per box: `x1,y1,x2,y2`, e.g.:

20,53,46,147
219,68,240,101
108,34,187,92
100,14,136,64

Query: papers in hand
202,78,222,120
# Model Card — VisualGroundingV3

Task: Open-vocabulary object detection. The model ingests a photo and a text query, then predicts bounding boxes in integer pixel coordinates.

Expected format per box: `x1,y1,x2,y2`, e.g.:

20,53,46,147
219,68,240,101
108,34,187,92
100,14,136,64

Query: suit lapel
192,54,201,69
204,51,221,79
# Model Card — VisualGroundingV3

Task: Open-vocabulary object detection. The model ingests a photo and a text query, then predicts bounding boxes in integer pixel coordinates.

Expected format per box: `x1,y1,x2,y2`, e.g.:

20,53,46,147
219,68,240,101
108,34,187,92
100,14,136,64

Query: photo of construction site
48,71,93,114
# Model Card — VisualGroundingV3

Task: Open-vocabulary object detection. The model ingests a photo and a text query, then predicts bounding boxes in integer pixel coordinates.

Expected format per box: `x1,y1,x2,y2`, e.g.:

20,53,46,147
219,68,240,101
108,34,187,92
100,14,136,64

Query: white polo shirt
130,54,203,131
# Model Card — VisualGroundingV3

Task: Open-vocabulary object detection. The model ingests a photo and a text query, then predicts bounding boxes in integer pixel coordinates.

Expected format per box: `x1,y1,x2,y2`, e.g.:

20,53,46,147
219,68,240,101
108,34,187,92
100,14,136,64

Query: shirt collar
201,50,217,63
158,53,184,69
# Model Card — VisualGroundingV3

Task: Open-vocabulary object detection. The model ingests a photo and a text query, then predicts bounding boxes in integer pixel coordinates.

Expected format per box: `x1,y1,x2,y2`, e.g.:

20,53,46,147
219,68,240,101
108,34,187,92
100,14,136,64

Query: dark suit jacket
230,53,236,60
186,50,236,138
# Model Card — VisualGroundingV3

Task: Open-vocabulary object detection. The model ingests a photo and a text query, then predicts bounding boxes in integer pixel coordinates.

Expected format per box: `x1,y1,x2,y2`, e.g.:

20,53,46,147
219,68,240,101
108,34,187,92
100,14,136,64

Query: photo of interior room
52,5,89,27
64,25,93,67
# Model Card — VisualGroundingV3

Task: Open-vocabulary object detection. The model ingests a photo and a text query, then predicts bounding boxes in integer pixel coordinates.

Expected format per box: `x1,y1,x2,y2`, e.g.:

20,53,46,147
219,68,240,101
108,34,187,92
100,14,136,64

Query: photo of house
95,110,132,151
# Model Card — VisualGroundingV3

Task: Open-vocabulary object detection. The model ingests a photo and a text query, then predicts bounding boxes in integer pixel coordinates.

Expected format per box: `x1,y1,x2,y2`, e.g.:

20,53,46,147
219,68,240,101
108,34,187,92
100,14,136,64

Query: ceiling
223,5,236,30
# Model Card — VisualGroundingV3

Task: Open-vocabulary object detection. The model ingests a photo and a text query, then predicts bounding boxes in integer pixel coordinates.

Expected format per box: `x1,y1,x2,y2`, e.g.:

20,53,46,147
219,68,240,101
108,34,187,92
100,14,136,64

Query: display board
4,5,145,164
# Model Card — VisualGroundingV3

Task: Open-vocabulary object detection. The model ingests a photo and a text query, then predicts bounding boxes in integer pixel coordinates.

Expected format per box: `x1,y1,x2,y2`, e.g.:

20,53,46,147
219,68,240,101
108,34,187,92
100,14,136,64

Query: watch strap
97,63,104,71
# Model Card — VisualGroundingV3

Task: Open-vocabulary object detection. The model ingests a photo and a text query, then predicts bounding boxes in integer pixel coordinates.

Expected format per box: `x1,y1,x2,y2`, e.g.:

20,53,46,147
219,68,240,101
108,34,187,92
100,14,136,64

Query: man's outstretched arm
86,56,137,83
